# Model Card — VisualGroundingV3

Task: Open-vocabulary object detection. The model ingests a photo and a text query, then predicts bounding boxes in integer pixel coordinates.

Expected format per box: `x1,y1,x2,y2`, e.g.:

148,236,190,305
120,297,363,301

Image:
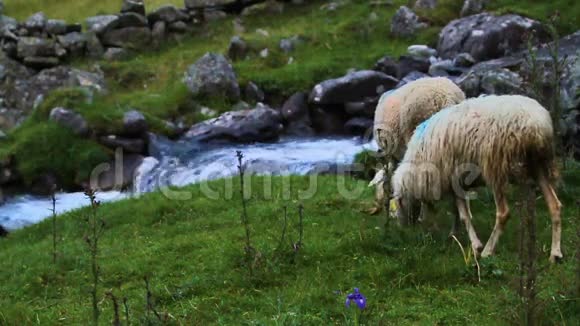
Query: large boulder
49,107,89,136
184,53,240,101
390,6,427,37
101,27,152,49
309,70,398,105
437,13,547,62
280,92,314,136
184,104,284,143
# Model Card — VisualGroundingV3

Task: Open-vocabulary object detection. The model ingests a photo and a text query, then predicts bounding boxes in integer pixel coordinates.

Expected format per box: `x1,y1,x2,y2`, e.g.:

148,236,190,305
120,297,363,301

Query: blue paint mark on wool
415,107,453,140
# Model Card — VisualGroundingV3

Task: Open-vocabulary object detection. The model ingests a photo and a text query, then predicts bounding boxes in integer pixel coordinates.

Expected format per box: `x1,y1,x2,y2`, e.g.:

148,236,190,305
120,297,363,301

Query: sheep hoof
365,206,382,215
549,254,563,264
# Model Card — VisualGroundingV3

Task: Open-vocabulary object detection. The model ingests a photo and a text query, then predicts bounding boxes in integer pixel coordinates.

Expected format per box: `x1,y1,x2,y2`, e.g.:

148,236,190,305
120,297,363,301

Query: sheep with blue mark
368,77,466,217
392,95,563,262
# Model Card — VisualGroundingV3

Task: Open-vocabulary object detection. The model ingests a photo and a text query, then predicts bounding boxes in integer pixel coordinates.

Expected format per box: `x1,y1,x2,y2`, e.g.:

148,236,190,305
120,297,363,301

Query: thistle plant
84,188,105,326
236,151,255,277
50,184,58,264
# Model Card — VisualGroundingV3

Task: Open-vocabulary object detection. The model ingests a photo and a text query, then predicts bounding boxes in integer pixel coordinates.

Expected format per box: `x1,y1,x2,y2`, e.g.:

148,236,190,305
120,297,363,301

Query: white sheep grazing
392,95,563,262
369,77,466,215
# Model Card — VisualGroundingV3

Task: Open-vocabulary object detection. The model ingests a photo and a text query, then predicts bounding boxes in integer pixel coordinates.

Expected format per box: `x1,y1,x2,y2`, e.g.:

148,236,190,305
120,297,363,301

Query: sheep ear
368,169,386,187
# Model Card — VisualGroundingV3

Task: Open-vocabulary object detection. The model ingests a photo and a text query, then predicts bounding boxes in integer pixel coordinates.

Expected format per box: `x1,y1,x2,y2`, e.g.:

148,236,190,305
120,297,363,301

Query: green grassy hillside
4,0,183,22
1,169,579,324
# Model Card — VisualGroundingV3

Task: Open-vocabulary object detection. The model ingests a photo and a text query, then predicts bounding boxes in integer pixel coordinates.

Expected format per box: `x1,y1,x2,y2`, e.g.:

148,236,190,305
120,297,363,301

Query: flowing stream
0,137,377,230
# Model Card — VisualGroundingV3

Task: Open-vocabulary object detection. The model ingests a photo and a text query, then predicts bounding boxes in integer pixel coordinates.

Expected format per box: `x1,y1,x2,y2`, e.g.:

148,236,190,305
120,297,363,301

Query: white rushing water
0,137,377,230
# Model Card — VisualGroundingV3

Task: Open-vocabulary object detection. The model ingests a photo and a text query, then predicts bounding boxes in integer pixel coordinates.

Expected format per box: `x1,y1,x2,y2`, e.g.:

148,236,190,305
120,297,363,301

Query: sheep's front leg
448,199,461,238
482,187,510,257
537,172,563,263
455,197,483,254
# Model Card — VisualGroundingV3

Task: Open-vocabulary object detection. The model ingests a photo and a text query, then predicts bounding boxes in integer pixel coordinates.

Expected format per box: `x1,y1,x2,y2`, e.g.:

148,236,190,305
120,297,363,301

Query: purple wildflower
345,288,366,310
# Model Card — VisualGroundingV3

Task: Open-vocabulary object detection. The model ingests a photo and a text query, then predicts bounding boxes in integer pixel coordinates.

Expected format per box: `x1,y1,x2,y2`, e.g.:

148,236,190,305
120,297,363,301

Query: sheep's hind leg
537,171,563,263
455,197,483,255
481,187,510,258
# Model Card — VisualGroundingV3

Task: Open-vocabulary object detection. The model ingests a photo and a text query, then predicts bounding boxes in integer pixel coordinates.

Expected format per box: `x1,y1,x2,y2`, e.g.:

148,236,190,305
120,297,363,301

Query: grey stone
244,81,265,103
86,15,119,35
0,15,18,34
454,52,476,67
345,117,373,135
242,0,285,16
86,32,105,59
373,56,399,77
123,110,148,136
184,104,284,143
121,0,146,16
101,26,151,49
57,32,87,57
151,21,167,48
184,0,230,8
148,5,188,24
437,13,547,61
49,107,89,136
168,21,188,33
113,12,148,29
24,12,47,33
407,45,437,59
227,35,248,61
390,6,427,37
46,19,67,35
428,59,465,77
204,10,227,21
279,35,303,54
397,55,431,78
460,0,487,17
103,47,131,61
455,71,480,98
92,154,144,191
414,0,438,10
23,56,60,69
184,52,240,101
480,68,523,95
396,71,429,88
280,92,314,137
17,37,58,58
309,70,398,105
100,135,145,154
